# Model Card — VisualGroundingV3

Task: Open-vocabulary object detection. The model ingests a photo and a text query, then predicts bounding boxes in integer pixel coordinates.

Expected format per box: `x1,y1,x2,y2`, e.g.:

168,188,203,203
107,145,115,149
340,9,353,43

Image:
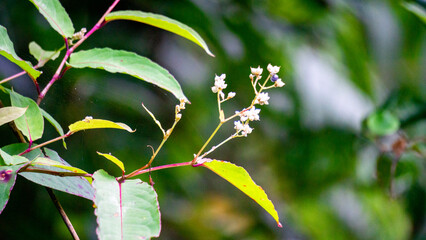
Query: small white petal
275,79,285,87
227,92,236,98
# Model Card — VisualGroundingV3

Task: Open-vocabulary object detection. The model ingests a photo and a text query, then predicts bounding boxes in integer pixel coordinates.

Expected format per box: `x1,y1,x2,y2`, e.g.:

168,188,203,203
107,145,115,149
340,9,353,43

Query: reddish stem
123,161,197,180
37,0,121,105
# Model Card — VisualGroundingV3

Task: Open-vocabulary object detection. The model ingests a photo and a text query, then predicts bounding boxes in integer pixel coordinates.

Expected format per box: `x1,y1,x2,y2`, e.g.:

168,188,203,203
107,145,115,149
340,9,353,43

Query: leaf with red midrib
93,170,161,240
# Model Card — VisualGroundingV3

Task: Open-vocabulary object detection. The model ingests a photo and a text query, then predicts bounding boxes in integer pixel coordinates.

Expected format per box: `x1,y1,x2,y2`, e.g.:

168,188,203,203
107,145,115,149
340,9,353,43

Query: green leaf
19,148,94,200
29,41,61,67
0,164,23,214
0,25,41,79
0,149,28,165
68,48,188,102
41,108,66,148
402,2,426,24
30,157,91,183
202,160,282,227
105,10,214,57
10,90,44,141
367,110,400,136
28,0,75,38
93,170,161,240
0,106,27,127
96,152,125,173
68,117,134,134
1,143,42,162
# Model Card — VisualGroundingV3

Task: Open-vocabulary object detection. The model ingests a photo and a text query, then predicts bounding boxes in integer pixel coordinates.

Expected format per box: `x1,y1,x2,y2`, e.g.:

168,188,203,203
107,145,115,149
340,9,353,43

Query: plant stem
46,188,80,240
1,103,78,239
18,133,71,156
125,161,194,178
20,167,91,178
37,0,121,104
200,134,236,158
191,122,223,164
0,71,27,85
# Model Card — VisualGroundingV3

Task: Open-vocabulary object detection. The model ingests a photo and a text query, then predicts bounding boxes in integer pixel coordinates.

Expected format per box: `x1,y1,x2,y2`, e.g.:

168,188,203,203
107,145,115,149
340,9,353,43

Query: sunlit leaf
0,25,41,79
41,108,66,148
0,149,28,166
29,41,61,67
367,110,400,136
0,106,27,127
93,170,161,240
402,2,426,24
68,118,134,134
28,0,75,38
19,148,94,200
105,10,214,56
10,90,44,141
202,160,282,227
0,164,23,214
68,48,188,102
96,152,125,173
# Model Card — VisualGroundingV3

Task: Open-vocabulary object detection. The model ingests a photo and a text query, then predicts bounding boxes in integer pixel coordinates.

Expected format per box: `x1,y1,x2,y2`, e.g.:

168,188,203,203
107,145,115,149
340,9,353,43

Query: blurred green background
0,0,425,239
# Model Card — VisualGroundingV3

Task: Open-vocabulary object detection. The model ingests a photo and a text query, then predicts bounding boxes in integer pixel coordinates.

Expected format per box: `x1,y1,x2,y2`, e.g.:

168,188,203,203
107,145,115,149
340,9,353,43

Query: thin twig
46,188,80,240
37,0,121,104
0,71,27,85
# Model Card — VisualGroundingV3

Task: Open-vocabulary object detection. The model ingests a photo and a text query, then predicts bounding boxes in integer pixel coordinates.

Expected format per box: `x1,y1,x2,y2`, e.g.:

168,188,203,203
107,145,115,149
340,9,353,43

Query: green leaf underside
0,149,28,165
93,170,161,240
96,152,125,173
202,160,282,227
69,48,188,102
0,164,23,214
10,90,44,141
105,10,214,57
0,25,41,79
29,41,60,66
367,110,400,136
19,148,94,200
28,0,75,38
68,118,134,133
0,106,27,127
41,108,66,148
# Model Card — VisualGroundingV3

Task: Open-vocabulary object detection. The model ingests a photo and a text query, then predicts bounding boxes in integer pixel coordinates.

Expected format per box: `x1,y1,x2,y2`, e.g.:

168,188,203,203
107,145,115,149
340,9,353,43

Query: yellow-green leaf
68,117,134,134
31,157,91,183
0,106,27,127
0,25,41,79
105,10,214,57
202,160,282,227
96,152,125,173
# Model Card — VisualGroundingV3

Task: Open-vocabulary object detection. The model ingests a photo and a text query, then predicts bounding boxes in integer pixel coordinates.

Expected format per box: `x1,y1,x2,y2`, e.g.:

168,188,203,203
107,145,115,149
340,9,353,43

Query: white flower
211,74,227,93
240,107,260,122
250,66,263,76
254,92,270,105
234,121,253,137
227,92,236,99
267,64,280,74
275,78,285,87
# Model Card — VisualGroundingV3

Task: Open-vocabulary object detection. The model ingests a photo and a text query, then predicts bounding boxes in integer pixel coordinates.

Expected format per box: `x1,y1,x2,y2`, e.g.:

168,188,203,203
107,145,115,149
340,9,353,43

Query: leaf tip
277,222,283,228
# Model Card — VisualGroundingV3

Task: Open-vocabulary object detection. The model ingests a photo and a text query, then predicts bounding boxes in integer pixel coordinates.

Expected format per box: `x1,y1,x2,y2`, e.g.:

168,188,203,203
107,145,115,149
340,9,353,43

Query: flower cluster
209,64,285,138
211,74,236,101
194,63,285,162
